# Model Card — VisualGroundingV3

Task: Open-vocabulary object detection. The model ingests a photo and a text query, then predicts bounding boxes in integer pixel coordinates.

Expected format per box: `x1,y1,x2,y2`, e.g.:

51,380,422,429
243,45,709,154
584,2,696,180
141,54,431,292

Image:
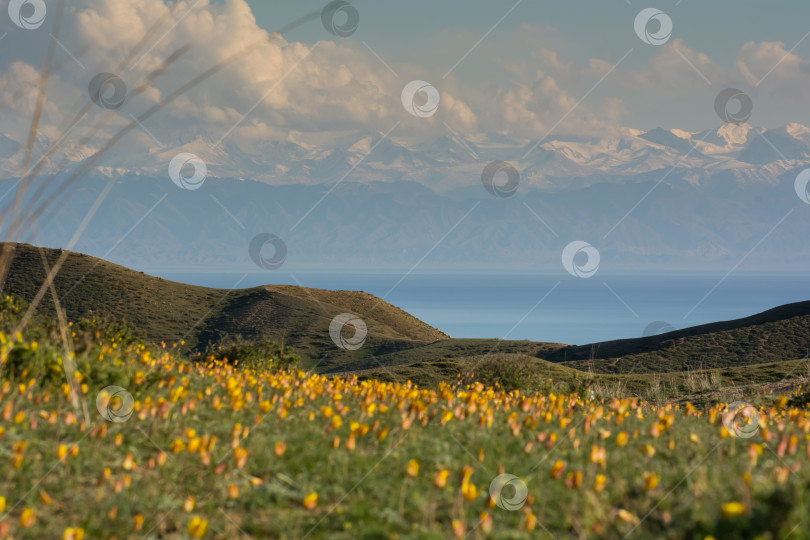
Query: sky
1,0,810,154
236,0,810,132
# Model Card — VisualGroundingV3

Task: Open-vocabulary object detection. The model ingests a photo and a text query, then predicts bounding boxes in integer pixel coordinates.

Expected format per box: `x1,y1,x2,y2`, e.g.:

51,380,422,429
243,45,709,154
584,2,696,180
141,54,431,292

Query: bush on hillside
203,335,301,370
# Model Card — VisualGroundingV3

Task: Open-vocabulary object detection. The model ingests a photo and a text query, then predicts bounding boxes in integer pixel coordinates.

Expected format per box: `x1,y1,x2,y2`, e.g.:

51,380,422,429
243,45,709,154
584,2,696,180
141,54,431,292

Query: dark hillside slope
0,243,449,369
544,301,810,373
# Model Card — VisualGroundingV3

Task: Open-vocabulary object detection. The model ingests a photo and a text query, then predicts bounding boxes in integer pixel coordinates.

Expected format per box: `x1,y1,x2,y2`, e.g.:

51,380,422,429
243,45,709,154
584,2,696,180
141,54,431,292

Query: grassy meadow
0,296,809,539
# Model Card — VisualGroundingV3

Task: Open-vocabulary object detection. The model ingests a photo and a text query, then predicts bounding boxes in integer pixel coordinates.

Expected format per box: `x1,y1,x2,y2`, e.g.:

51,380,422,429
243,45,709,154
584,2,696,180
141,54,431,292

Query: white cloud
736,40,810,101
2,0,810,164
611,39,728,91
0,0,485,150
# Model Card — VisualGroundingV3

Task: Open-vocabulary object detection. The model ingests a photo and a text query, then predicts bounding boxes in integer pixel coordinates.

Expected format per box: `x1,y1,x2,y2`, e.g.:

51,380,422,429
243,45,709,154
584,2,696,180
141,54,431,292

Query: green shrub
203,335,301,371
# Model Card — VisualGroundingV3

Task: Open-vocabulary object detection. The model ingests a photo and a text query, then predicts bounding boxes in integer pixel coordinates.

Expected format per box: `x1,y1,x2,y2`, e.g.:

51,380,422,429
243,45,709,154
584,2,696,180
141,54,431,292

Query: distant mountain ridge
2,123,809,191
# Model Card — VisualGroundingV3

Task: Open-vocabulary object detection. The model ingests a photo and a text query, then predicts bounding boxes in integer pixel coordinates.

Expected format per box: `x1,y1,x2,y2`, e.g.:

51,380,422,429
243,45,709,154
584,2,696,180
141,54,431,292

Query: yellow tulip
303,492,318,510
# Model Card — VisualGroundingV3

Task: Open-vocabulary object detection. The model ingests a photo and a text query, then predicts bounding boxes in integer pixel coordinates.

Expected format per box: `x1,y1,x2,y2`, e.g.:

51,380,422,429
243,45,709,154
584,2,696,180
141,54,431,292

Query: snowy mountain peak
715,123,754,146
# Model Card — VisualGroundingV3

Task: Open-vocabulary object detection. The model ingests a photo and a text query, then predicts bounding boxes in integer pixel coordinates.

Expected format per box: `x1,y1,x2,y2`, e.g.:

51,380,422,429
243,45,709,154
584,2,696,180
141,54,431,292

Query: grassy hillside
0,243,448,370
4,242,810,389
545,301,810,373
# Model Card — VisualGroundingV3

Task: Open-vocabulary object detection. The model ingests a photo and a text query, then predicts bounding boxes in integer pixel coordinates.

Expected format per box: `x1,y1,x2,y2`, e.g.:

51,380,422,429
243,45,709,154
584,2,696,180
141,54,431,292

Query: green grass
1,300,810,538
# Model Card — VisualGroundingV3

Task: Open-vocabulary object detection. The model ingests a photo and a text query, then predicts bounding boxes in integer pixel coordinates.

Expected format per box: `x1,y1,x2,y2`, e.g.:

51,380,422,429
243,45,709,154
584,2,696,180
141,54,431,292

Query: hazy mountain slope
11,164,810,272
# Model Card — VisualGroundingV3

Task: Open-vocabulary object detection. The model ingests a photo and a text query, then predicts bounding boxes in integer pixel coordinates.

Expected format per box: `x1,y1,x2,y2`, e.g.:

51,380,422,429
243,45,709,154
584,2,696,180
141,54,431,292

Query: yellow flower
451,519,465,538
187,438,201,453
188,516,208,538
434,469,449,488
234,447,248,469
617,509,638,523
642,472,659,491
461,482,478,501
550,460,566,479
57,444,68,461
122,453,136,471
20,508,35,528
524,512,537,531
479,511,493,533
274,442,286,456
63,527,85,540
170,438,186,453
38,489,52,505
0,495,5,513
589,445,606,467
593,474,607,493
183,495,195,512
721,502,745,518
406,459,419,478
303,492,318,510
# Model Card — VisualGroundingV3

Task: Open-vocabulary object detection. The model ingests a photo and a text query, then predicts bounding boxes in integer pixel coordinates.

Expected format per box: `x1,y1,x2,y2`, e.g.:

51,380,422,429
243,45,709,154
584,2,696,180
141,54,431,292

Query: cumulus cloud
736,40,810,102
610,39,729,91
2,0,809,164
0,0,486,151
67,0,402,135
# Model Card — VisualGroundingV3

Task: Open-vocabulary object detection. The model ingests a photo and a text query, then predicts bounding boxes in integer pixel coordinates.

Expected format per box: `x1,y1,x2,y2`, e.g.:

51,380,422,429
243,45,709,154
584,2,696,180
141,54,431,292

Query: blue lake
153,271,810,346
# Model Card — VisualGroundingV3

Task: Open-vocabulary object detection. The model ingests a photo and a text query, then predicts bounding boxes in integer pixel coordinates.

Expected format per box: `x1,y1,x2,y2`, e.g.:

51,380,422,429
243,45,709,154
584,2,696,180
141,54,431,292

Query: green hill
0,243,448,371
544,301,810,373
4,242,810,396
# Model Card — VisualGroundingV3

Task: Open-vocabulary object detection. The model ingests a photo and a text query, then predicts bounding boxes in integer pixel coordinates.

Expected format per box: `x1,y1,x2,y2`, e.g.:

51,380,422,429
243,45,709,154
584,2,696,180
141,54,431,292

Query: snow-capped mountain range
2,123,809,191
3,121,809,273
